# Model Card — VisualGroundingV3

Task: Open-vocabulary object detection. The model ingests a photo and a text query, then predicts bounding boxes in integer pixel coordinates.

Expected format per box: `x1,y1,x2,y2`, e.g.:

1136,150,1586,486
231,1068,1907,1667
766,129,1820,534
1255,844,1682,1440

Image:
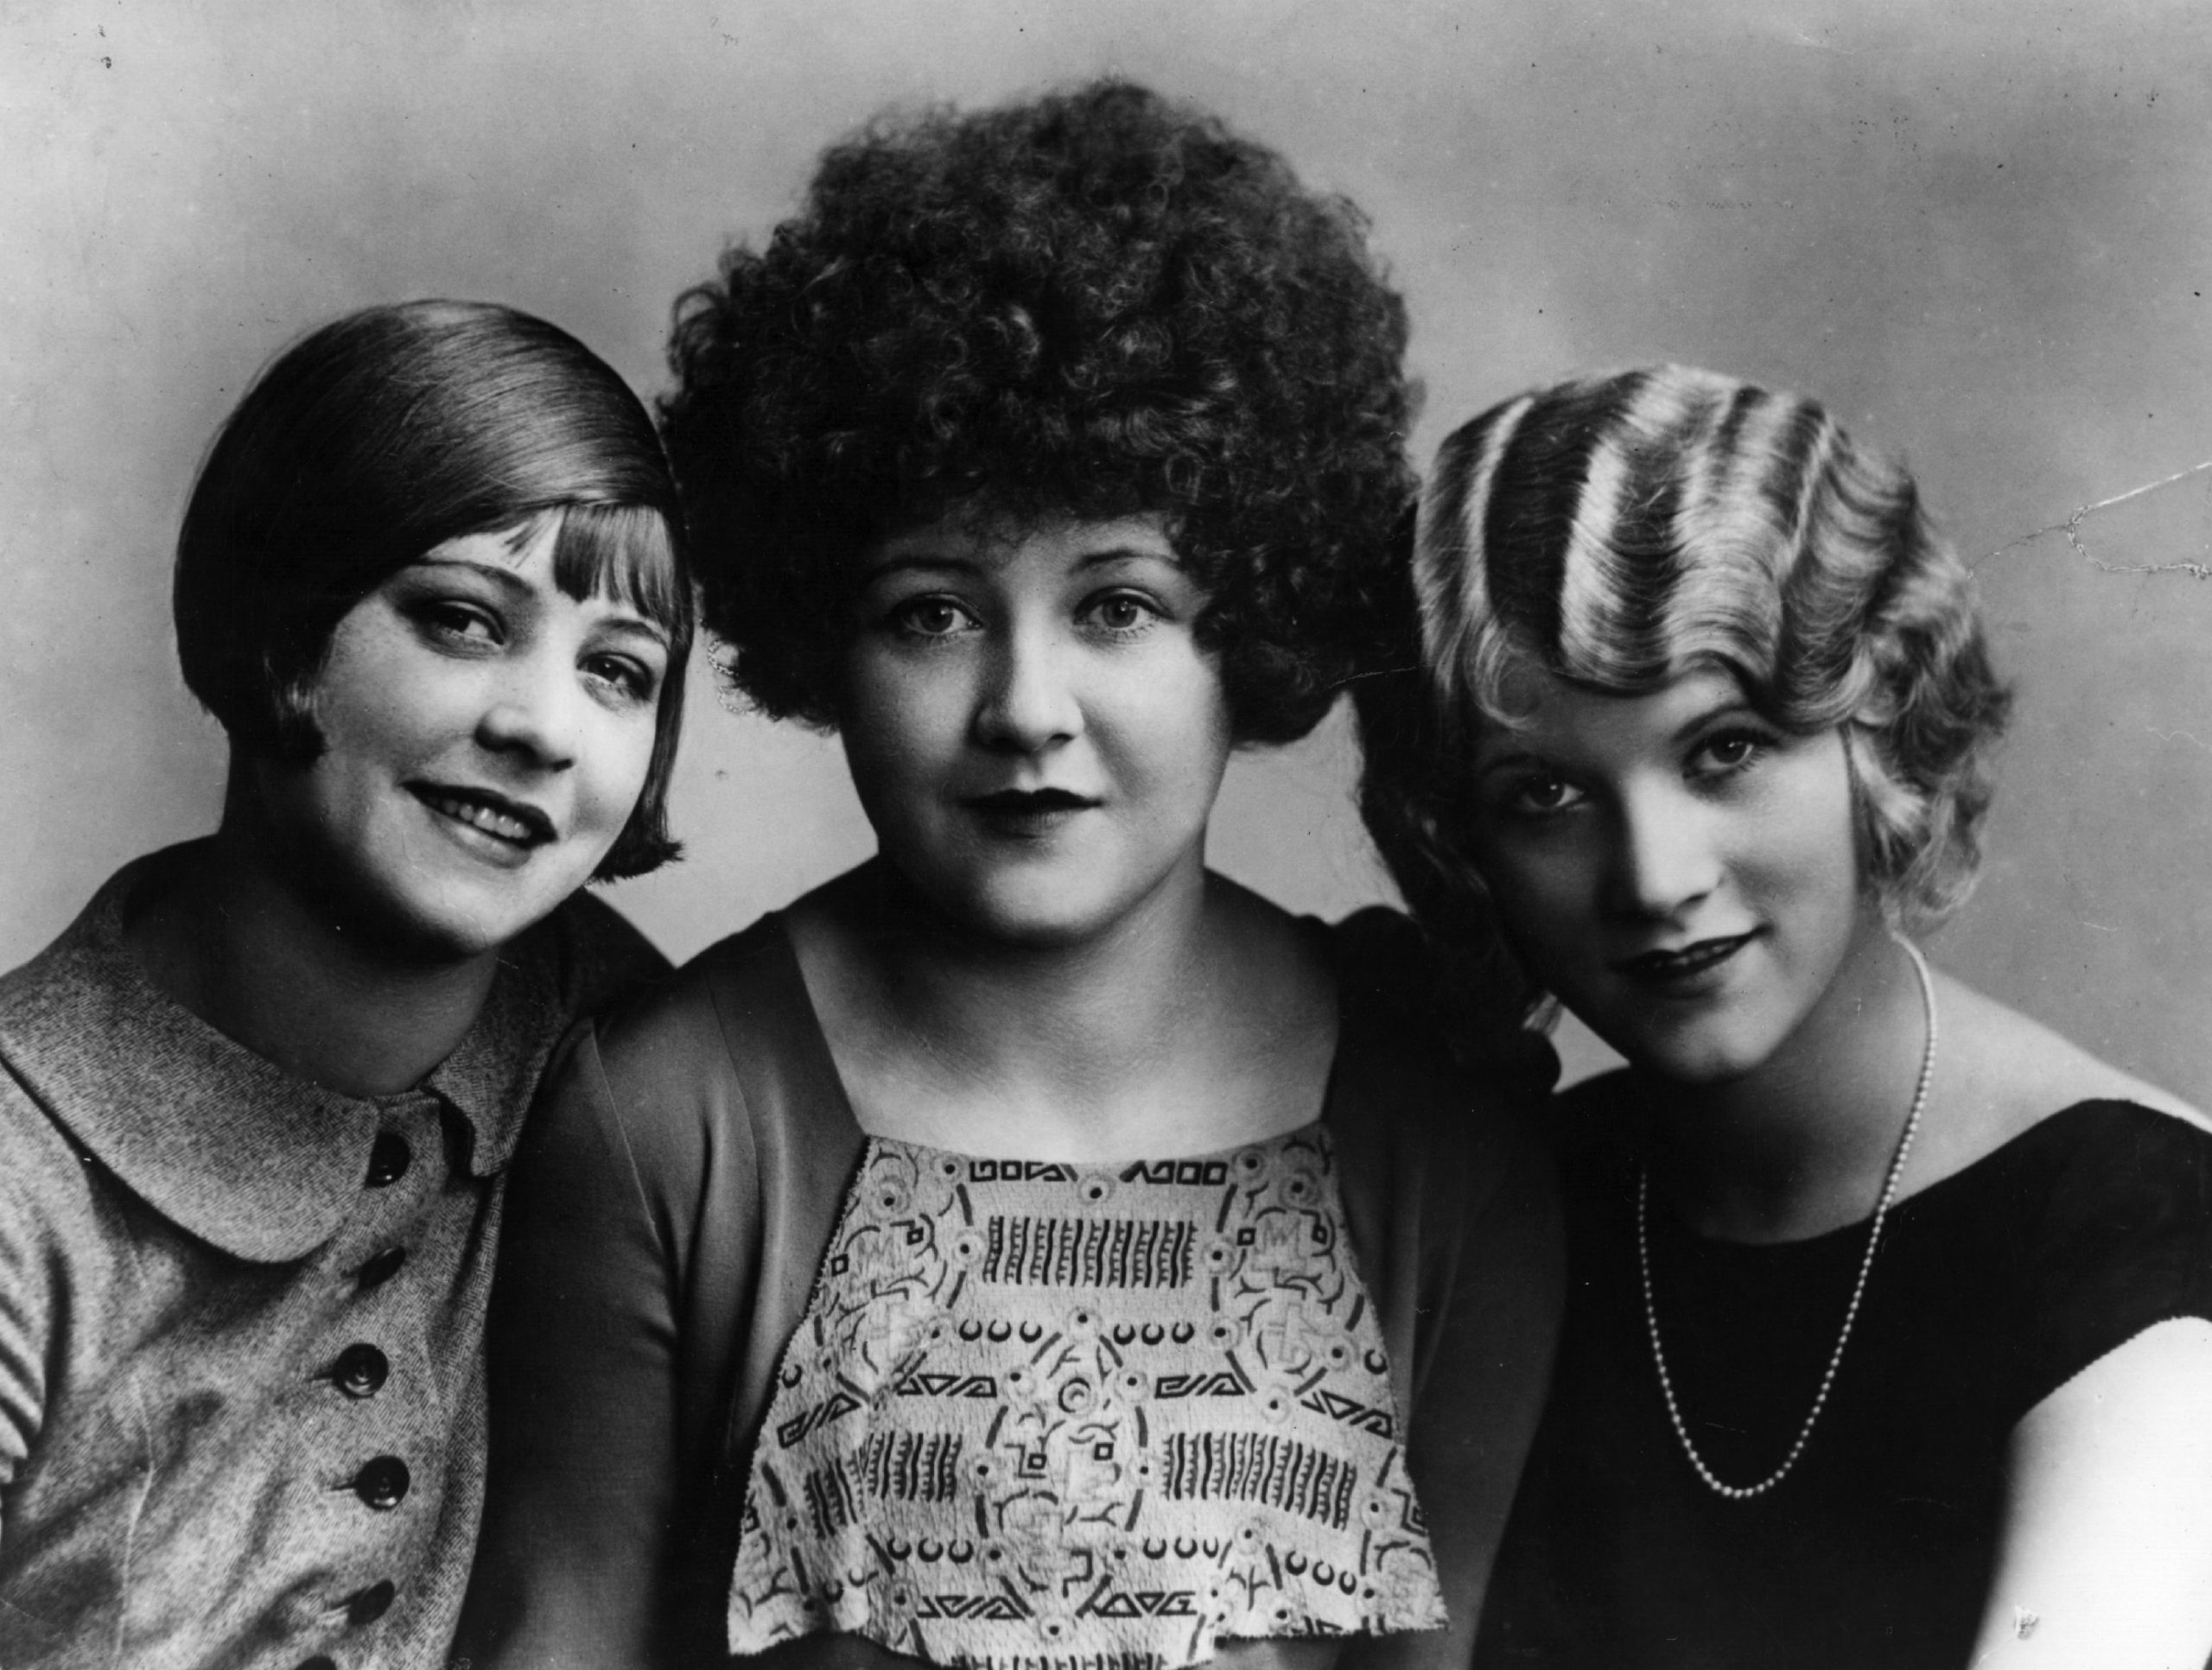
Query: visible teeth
426,792,533,841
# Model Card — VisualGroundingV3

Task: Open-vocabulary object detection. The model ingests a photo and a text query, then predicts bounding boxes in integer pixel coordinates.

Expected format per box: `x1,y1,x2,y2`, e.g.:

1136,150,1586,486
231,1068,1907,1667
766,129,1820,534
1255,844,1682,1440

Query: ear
264,663,327,766
1839,722,1916,913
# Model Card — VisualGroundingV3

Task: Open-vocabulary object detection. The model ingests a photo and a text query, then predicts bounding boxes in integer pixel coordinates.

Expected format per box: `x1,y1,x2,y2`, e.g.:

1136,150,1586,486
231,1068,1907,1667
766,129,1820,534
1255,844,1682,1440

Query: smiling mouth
410,784,556,848
1614,931,1758,982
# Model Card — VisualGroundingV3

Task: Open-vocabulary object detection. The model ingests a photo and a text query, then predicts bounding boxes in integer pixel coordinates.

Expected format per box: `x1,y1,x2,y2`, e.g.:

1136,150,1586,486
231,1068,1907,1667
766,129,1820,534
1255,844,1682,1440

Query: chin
277,804,588,963
955,897,1104,950
1604,1009,1790,1087
347,871,556,963
925,872,1119,949
1633,1040,1763,1088
378,904,519,962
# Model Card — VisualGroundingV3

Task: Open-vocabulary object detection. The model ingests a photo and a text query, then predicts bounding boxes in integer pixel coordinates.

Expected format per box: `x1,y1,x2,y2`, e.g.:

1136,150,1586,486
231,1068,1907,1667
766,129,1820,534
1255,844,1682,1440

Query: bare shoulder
1935,969,2209,1138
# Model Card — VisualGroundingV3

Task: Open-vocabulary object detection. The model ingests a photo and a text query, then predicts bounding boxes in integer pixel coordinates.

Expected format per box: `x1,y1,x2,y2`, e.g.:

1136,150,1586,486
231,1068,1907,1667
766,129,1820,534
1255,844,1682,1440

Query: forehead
419,510,680,627
866,508,1178,575
417,520,557,573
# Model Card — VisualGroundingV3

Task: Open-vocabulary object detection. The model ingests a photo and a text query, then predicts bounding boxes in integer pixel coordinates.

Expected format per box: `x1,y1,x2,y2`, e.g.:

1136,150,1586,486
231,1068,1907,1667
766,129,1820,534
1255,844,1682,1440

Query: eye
1082,591,1162,637
410,598,501,649
887,596,977,639
582,652,658,706
1499,771,1586,817
1688,727,1773,780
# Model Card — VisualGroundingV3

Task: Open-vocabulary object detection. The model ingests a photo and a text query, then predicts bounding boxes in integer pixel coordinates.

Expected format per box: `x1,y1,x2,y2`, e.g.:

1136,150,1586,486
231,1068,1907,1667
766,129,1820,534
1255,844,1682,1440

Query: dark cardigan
458,910,1562,1670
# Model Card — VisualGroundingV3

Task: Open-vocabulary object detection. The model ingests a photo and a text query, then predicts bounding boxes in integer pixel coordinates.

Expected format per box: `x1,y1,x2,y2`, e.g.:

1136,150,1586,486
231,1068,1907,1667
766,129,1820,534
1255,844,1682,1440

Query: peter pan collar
0,845,565,1263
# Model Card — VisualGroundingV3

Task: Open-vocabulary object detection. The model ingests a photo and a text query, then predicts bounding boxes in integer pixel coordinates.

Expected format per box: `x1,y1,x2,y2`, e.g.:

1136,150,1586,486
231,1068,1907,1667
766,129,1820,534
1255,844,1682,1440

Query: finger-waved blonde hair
1357,365,2012,1032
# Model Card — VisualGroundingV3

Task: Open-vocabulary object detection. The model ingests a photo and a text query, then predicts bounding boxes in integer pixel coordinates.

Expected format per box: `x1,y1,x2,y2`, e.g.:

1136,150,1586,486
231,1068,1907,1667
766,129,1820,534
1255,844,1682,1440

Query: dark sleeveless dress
1475,1083,2212,1669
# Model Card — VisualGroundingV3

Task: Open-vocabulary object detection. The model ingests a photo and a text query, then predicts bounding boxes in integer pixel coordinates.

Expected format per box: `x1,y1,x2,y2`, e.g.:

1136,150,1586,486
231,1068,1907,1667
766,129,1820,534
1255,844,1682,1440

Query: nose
1603,784,1722,920
972,620,1081,754
474,651,580,772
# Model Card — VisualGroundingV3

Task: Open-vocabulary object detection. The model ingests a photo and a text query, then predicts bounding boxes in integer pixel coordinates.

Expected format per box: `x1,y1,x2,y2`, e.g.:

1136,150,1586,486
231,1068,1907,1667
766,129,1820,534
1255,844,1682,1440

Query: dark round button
346,1578,397,1626
297,1657,338,1670
352,1455,410,1511
365,1132,411,1188
330,1343,389,1399
357,1247,406,1291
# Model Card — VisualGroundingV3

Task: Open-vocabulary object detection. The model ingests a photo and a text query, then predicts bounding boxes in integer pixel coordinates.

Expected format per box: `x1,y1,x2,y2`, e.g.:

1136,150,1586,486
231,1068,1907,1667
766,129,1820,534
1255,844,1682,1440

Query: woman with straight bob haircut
0,299,691,1668
1357,364,2212,1668
462,79,1560,1670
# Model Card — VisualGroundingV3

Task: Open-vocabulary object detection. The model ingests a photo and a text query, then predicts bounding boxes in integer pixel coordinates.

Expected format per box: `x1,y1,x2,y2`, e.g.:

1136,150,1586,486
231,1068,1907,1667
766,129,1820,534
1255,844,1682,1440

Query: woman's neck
124,803,498,1100
791,858,1335,1161
1636,919,1934,1244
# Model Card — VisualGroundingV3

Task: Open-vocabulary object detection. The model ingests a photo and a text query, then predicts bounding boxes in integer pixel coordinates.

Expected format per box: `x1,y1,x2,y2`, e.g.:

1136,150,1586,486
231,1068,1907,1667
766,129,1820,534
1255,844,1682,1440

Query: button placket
322,1156,408,1405
324,1342,390,1399
296,1575,398,1670
365,1129,412,1189
348,1454,411,1511
345,1121,419,1300
346,1579,397,1625
307,1101,430,1616
354,1244,408,1292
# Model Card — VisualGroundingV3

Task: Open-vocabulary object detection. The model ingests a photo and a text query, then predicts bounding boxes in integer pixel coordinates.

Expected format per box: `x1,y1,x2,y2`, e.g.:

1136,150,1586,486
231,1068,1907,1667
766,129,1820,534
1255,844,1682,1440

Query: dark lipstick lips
410,782,557,845
1615,931,1756,980
963,789,1100,815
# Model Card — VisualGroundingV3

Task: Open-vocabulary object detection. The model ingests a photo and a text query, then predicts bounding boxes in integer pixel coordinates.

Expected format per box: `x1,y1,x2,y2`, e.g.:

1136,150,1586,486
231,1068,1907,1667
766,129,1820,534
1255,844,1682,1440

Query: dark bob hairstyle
660,78,1414,745
175,300,693,880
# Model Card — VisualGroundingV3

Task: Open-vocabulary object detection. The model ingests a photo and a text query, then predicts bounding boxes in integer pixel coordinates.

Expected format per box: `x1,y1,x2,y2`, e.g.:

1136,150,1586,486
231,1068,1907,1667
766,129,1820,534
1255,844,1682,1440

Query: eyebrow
1669,695,1761,744
1471,693,1760,777
1071,546,1178,569
409,556,673,649
861,554,982,583
412,554,534,592
592,614,673,652
863,545,1179,583
1471,744,1552,782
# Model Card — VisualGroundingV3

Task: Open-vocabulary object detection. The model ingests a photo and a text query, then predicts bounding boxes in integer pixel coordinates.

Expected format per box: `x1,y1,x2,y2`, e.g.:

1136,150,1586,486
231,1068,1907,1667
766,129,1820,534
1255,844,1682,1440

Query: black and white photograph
4,3,2211,1665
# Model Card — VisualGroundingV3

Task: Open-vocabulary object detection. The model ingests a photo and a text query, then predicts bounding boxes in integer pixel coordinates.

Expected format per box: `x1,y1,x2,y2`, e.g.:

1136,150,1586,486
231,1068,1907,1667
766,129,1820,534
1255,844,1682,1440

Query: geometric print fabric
728,1126,1446,1667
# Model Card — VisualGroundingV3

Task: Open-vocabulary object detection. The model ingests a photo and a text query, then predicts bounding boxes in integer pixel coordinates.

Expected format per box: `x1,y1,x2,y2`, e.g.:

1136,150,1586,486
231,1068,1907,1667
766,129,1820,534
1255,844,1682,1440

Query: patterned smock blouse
728,1125,1446,1670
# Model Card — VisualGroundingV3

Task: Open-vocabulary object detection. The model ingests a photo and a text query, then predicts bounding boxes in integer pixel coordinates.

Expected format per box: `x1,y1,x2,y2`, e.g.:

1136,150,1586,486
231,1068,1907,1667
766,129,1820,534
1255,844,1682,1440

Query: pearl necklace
1636,938,1939,1501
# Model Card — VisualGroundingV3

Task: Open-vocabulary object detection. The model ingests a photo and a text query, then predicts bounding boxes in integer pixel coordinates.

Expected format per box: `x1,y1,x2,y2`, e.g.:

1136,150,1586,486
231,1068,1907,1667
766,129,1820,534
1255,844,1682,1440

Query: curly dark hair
660,79,1414,744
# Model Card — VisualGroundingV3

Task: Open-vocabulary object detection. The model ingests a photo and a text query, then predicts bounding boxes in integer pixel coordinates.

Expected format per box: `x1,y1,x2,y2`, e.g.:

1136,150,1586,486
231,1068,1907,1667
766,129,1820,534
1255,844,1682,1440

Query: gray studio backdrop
6,0,2209,1093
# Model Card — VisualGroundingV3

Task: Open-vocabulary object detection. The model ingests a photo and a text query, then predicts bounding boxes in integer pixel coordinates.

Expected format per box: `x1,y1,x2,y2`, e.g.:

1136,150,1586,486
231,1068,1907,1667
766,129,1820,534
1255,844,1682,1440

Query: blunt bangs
541,500,693,885
549,501,688,639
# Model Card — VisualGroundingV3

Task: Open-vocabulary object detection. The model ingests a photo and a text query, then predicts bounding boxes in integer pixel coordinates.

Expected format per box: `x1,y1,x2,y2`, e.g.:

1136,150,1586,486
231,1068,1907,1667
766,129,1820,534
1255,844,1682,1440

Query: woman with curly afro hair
460,79,1561,1670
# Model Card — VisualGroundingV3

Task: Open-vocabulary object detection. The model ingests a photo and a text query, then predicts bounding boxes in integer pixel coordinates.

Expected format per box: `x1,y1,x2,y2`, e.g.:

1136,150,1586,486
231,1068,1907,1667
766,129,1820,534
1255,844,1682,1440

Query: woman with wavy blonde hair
1357,364,2212,1668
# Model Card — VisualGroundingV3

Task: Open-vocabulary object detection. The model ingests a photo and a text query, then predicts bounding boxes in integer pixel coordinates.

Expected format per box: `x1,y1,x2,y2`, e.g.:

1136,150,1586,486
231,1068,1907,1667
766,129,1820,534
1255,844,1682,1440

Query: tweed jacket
0,847,664,1670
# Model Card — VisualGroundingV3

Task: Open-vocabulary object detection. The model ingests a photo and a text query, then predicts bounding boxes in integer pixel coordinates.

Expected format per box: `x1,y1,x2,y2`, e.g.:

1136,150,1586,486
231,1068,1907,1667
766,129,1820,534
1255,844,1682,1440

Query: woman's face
1465,665,1884,1084
837,507,1233,948
253,516,671,959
